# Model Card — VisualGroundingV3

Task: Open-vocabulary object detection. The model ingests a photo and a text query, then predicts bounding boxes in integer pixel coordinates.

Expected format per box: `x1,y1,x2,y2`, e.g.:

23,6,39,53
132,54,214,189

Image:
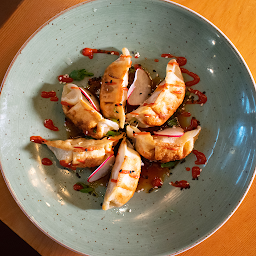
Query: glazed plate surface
0,0,256,255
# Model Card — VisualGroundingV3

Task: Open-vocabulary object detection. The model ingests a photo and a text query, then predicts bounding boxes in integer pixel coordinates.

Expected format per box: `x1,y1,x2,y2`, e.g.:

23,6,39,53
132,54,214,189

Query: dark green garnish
167,116,179,127
106,131,121,137
69,69,94,81
80,187,94,193
84,136,95,140
74,182,94,193
111,118,119,123
161,161,178,168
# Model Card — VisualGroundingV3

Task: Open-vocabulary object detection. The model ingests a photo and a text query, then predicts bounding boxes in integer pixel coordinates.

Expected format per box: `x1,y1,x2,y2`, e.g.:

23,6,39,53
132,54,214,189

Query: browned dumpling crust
126,59,185,127
126,125,201,163
102,139,141,210
61,84,119,139
44,134,123,168
100,48,132,128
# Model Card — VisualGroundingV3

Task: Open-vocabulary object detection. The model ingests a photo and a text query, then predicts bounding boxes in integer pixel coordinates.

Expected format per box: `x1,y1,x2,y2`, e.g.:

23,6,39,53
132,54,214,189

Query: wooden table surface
1,0,256,255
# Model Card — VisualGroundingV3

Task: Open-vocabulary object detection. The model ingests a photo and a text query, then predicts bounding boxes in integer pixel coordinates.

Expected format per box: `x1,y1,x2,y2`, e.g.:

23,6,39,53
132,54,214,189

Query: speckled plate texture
1,0,256,255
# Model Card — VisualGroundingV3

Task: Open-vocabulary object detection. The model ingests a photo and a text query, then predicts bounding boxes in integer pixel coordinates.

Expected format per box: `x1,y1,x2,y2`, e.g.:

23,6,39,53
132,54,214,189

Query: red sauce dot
82,48,119,59
161,53,174,58
154,59,159,62
59,160,77,170
44,119,59,131
42,158,53,166
186,167,191,171
41,91,56,98
73,183,84,191
152,177,163,188
184,117,199,132
192,166,201,179
58,75,73,83
82,48,94,59
171,180,190,189
50,96,59,101
192,150,207,165
30,136,46,144
176,57,187,66
187,88,207,104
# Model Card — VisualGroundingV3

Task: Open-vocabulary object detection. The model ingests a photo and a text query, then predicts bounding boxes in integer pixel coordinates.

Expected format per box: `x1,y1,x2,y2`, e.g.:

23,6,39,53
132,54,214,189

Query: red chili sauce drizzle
170,180,190,189
59,160,77,171
192,166,201,180
42,158,53,166
184,117,200,132
136,161,170,193
180,68,200,87
44,119,59,131
41,91,58,101
82,48,119,59
192,150,207,165
161,54,187,67
58,75,73,83
180,111,191,117
187,88,207,105
73,183,84,191
161,53,201,88
30,136,46,144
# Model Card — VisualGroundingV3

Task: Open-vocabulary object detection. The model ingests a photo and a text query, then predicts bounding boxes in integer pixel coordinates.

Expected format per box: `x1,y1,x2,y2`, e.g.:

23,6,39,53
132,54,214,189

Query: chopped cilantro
69,69,94,81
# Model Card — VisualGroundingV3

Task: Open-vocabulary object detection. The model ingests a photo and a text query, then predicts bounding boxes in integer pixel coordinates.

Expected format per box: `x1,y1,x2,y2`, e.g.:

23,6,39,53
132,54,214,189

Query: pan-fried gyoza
31,47,204,210
38,134,123,168
126,59,185,127
61,84,119,139
100,47,132,128
102,139,141,210
126,125,201,163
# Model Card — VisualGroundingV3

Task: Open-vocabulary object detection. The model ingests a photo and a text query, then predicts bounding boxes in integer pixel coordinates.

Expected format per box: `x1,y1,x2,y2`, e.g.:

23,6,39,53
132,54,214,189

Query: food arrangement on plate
30,47,207,210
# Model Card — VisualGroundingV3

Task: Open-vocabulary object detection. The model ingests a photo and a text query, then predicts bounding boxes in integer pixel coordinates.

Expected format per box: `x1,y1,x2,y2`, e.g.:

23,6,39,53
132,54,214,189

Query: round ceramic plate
1,0,256,255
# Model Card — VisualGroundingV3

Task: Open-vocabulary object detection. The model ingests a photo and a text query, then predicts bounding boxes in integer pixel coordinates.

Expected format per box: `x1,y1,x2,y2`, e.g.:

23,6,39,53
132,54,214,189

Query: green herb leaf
167,117,178,127
106,130,121,137
111,118,119,123
80,187,94,193
76,182,94,193
69,69,94,81
161,161,178,168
